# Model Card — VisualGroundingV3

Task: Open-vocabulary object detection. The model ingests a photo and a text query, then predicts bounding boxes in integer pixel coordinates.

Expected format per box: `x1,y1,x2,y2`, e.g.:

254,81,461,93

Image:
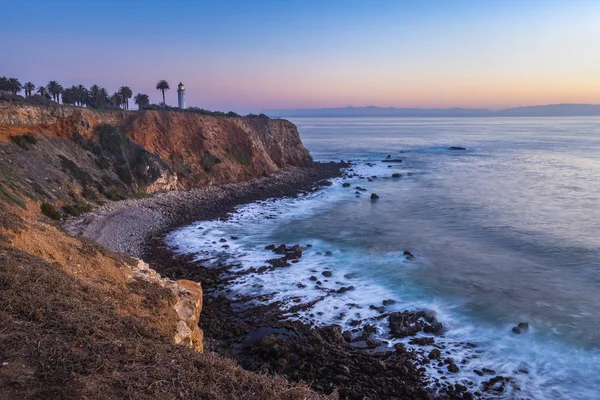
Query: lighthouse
177,82,185,109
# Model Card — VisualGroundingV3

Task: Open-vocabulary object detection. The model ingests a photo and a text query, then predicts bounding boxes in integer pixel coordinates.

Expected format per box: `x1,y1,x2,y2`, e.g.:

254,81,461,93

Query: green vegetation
2,76,265,117
62,203,92,217
41,203,63,220
58,155,95,187
10,133,38,150
0,77,22,94
202,151,221,171
23,82,35,98
155,80,170,105
233,149,251,166
119,86,133,110
134,93,150,108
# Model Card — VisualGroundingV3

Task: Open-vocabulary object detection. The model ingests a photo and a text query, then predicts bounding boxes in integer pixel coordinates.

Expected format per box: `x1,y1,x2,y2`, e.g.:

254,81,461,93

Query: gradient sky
2,0,600,112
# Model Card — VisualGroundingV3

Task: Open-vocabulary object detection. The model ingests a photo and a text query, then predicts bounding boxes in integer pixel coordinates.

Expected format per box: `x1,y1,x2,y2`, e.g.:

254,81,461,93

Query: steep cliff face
0,103,312,211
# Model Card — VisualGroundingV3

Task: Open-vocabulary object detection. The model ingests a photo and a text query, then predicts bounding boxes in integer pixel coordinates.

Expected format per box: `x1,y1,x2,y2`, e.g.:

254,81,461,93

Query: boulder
371,193,379,200
322,271,333,277
512,322,529,334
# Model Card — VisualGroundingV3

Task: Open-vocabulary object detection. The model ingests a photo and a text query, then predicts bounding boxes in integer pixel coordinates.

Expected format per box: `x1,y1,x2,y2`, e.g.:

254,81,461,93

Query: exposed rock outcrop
131,259,203,352
0,103,313,209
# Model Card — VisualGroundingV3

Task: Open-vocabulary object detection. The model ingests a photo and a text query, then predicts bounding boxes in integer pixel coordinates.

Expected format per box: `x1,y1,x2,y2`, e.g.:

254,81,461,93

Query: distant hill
265,104,600,118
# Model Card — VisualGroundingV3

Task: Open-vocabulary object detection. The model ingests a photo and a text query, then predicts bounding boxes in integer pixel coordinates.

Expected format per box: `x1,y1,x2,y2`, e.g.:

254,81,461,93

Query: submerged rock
403,250,415,258
512,322,529,334
392,173,402,178
448,146,466,151
342,182,351,187
371,193,379,200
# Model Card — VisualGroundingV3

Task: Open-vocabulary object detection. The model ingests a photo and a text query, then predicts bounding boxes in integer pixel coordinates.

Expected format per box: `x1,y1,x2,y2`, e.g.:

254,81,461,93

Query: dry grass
0,212,333,400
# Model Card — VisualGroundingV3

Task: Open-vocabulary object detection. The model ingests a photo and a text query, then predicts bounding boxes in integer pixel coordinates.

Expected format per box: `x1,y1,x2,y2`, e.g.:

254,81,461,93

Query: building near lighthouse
177,82,185,109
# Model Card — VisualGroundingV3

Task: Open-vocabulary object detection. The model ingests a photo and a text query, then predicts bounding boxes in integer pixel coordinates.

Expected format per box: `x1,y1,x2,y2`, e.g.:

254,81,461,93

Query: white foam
166,160,600,399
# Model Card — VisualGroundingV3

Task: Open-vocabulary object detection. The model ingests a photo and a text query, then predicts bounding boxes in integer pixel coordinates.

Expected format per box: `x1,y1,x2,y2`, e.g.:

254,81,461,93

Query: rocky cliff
0,103,331,399
0,103,313,209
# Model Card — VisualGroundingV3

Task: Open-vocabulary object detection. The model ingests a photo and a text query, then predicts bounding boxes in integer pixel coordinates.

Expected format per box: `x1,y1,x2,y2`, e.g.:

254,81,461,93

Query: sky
2,0,600,113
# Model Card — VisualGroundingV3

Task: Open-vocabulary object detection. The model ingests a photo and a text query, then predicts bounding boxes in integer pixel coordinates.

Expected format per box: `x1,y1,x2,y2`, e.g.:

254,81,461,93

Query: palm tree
7,78,22,95
46,81,63,102
156,80,169,105
110,92,124,109
0,77,8,92
36,86,51,99
61,87,75,105
76,85,88,106
119,86,133,110
99,87,109,104
23,82,35,98
134,93,150,109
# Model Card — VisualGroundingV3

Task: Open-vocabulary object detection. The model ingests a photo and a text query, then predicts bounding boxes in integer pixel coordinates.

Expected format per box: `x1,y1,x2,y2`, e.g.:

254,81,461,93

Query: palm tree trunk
162,90,165,105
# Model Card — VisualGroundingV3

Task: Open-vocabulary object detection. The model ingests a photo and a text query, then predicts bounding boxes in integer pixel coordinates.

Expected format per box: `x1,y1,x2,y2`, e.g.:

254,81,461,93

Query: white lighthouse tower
177,82,185,109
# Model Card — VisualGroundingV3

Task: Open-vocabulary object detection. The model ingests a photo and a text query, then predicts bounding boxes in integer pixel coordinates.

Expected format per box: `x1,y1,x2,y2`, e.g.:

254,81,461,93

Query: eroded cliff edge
0,103,336,399
0,102,313,205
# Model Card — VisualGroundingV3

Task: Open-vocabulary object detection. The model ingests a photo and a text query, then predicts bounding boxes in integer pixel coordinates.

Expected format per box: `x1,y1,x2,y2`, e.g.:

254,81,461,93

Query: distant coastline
265,103,600,118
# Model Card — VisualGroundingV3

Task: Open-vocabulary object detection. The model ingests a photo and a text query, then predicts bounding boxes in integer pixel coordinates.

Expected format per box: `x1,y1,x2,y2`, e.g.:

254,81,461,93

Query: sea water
167,117,600,399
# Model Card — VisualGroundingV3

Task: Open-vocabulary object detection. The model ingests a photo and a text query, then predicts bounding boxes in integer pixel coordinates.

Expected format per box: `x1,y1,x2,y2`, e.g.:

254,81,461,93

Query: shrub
41,202,63,220
58,155,95,186
10,133,38,150
201,151,221,171
62,203,92,217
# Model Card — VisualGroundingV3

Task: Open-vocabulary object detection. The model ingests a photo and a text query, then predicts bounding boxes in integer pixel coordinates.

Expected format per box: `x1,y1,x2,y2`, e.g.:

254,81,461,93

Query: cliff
0,103,313,208
0,103,332,399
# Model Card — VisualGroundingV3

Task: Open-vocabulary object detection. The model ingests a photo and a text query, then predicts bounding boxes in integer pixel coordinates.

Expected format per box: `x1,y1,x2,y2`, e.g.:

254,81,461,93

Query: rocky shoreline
67,161,479,400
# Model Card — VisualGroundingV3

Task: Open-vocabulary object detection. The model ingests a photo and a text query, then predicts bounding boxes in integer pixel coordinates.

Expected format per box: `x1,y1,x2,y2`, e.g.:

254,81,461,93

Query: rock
512,322,529,334
342,182,351,187
342,330,353,342
403,250,415,258
362,324,377,337
264,244,276,250
482,376,511,392
318,180,333,186
336,286,355,294
448,146,466,151
309,276,318,281
355,186,367,191
219,238,227,242
370,305,386,314
325,251,333,256
284,244,303,260
273,244,287,255
382,159,403,163
371,193,379,200
382,299,396,306
322,271,333,277
428,349,441,359
386,154,392,160
319,324,343,343
392,173,402,178
344,273,359,279
409,337,435,346
266,257,291,268
230,236,238,240
394,343,407,353
447,364,460,373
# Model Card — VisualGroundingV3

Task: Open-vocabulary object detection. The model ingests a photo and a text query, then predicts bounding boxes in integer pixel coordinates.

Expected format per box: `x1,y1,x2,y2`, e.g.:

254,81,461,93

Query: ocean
167,117,600,399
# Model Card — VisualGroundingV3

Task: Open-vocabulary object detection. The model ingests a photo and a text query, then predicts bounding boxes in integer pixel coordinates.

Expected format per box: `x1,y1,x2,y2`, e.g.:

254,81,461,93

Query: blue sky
2,0,600,112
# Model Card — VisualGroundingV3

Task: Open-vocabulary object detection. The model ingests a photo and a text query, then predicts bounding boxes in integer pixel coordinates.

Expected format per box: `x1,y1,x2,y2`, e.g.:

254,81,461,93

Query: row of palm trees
0,77,173,110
